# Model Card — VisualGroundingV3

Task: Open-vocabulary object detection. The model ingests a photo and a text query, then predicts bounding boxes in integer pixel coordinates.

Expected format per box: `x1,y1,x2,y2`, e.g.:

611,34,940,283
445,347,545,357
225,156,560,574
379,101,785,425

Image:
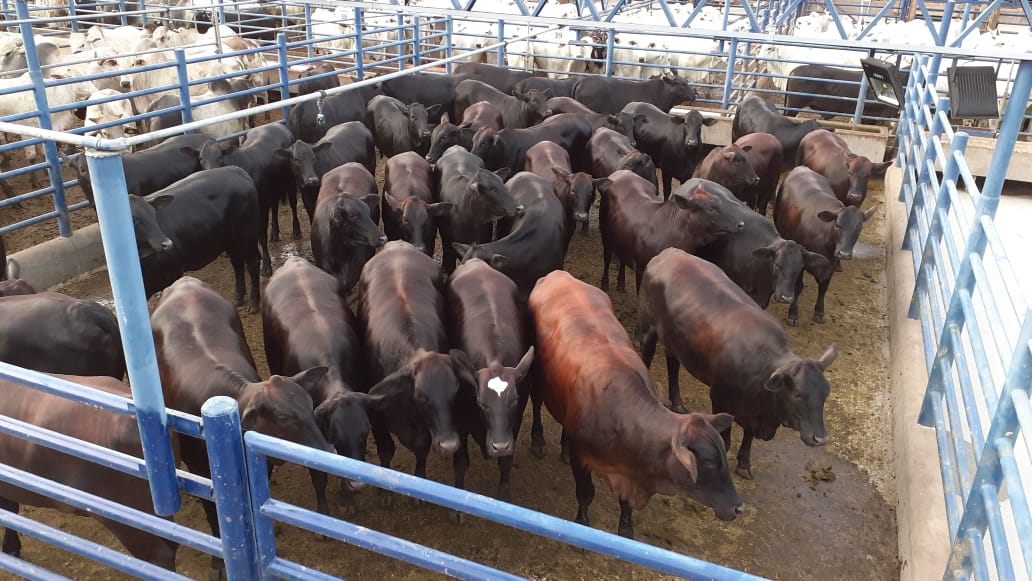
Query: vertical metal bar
67,0,77,33
397,12,405,71
354,7,364,80
721,38,739,110
244,434,276,581
140,0,146,27
174,49,193,129
604,29,614,78
277,33,290,122
304,3,313,60
445,16,453,74
496,19,505,67
217,0,226,31
413,15,421,68
84,150,180,516
117,0,127,26
978,60,1032,215
852,69,871,124
928,0,956,85
202,396,260,581
16,0,71,237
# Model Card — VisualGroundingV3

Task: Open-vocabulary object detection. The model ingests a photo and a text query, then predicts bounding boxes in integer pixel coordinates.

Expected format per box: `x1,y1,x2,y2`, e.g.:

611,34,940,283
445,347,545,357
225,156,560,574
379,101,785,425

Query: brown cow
529,270,743,538
796,129,891,207
637,248,838,480
447,258,534,503
524,141,596,238
152,276,332,579
694,143,761,204
587,127,657,187
774,166,876,325
0,374,179,569
597,172,745,293
461,100,504,131
734,132,783,215
382,152,451,256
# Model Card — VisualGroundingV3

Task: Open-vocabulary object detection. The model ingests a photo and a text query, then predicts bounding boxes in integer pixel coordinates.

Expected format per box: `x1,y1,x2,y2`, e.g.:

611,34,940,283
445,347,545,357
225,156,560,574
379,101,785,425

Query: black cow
453,62,532,95
621,101,717,198
785,64,901,123
198,122,297,276
453,172,569,300
297,62,341,96
524,140,596,238
0,292,124,378
447,258,534,502
572,74,697,114
434,146,520,273
127,167,263,312
694,144,761,203
366,94,439,158
425,112,475,164
587,127,657,186
638,248,838,480
516,76,578,98
288,82,382,143
379,73,472,123
277,121,375,221
548,96,637,146
732,96,823,171
453,79,552,129
470,113,593,175
357,241,478,486
383,152,450,256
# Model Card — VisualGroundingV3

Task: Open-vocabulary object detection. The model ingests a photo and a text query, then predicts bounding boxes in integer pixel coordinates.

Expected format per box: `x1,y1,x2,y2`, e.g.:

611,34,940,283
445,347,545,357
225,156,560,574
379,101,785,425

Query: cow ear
752,246,776,259
670,433,698,483
703,412,734,434
817,210,838,223
802,250,831,272
367,366,414,405
722,149,736,160
179,146,200,157
361,194,380,214
764,371,788,392
669,114,685,125
741,145,753,153
290,366,330,393
452,242,472,259
149,194,175,209
314,142,334,154
871,161,892,177
702,117,718,126
493,167,511,181
208,79,232,94
274,148,291,159
428,202,452,218
862,205,877,221
488,253,510,269
514,346,535,383
633,114,648,129
674,188,713,210
240,404,260,431
816,344,838,370
551,167,571,181
440,112,450,125
449,348,478,390
425,103,441,116
593,178,613,192
382,189,401,206
74,106,87,121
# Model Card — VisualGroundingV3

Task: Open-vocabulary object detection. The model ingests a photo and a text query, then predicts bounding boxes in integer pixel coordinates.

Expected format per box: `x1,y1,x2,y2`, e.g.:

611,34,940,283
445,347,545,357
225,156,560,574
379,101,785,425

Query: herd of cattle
0,58,890,577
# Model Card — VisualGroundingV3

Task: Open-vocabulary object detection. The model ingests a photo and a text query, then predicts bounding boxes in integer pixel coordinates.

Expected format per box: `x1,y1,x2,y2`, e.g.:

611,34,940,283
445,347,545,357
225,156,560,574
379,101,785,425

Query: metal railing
896,51,1032,579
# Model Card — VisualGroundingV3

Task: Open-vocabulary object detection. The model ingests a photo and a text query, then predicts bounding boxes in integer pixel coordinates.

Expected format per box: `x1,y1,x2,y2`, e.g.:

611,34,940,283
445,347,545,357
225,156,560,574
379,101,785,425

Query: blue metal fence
896,51,1032,579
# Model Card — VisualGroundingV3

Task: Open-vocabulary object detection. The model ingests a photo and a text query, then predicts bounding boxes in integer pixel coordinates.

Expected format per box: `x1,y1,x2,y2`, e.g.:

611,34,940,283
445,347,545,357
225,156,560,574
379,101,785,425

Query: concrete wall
7,224,106,291
884,166,951,581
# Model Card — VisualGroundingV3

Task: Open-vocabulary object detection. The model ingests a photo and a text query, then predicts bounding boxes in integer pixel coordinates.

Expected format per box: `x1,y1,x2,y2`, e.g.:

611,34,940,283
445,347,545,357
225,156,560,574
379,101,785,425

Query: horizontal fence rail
896,50,1032,579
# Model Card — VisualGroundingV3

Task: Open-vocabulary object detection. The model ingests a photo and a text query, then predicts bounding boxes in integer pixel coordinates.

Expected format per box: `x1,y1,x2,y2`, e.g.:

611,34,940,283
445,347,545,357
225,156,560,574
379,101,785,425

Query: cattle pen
0,0,1030,579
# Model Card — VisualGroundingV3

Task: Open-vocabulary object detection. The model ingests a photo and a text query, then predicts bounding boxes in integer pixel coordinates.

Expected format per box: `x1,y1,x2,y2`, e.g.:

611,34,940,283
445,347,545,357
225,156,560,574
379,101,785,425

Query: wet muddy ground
2,151,899,580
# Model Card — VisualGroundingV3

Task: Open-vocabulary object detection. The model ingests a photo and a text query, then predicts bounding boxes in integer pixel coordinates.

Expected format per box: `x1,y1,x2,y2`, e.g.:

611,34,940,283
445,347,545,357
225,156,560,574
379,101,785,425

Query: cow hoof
735,465,754,480
450,510,465,525
671,402,688,414
496,486,511,502
787,317,799,327
269,233,281,243
530,444,546,459
813,314,825,324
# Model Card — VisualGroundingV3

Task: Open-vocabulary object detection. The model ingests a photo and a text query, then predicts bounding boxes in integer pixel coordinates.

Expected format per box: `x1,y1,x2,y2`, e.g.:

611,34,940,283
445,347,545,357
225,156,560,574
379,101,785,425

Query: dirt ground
2,152,899,580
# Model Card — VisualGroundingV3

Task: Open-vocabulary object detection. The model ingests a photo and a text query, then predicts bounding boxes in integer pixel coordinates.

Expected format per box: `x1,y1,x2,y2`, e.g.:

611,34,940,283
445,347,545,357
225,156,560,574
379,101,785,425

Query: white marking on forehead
487,376,509,396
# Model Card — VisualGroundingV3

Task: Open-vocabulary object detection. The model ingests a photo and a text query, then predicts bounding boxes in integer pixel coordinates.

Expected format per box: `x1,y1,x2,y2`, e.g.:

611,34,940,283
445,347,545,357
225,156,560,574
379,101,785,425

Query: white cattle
120,49,249,116
83,89,136,140
50,47,123,92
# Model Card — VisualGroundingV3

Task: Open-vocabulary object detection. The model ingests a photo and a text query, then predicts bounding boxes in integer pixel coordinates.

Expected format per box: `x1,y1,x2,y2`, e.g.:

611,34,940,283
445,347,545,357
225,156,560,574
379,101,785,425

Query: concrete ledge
9,224,107,291
885,166,950,581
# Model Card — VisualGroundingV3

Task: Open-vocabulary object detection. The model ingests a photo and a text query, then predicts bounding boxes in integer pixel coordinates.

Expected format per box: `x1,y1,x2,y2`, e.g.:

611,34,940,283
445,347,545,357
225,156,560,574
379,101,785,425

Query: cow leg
600,239,613,292
442,240,457,274
102,517,178,570
568,443,594,527
308,468,331,515
246,247,262,313
266,192,281,243
787,272,805,327
0,498,20,557
666,352,688,414
371,421,397,507
662,171,673,200
529,388,547,458
259,200,274,278
496,455,514,501
633,264,645,295
286,186,302,240
559,428,570,465
813,272,832,324
450,436,471,524
580,219,589,236
617,499,635,539
735,427,756,480
638,324,658,368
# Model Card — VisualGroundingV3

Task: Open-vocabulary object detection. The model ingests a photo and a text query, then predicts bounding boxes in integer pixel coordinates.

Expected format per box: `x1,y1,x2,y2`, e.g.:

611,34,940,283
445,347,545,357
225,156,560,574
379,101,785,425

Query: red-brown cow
263,257,387,514
447,258,534,503
796,129,891,207
597,172,745,293
153,276,332,579
529,270,743,538
734,132,783,216
774,166,876,325
524,141,597,239
587,127,657,187
694,143,761,204
461,100,503,131
383,152,451,256
357,241,477,484
0,374,179,569
637,248,838,480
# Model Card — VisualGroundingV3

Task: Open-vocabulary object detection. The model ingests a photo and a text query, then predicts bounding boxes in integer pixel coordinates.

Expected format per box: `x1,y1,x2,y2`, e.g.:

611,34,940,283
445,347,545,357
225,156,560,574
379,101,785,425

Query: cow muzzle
751,176,761,186
804,432,829,446
488,439,514,457
836,250,852,260
574,211,588,222
160,238,173,250
774,293,793,304
304,177,319,187
434,437,460,455
686,138,698,147
120,79,131,90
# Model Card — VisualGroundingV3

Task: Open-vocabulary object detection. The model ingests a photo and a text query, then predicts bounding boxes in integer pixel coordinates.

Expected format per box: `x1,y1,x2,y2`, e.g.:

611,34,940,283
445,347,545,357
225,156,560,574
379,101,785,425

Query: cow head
817,204,877,261
384,191,451,256
844,156,893,207
240,367,334,455
752,240,830,304
672,182,745,240
766,345,837,447
468,167,520,222
681,110,718,149
314,387,382,462
128,194,175,258
667,412,743,521
368,349,477,456
603,112,637,147
197,140,226,171
276,140,322,192
325,193,387,248
716,144,761,191
514,87,552,124
552,168,596,231
407,102,439,153
452,242,509,270
426,114,473,164
661,73,697,104
470,348,534,458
